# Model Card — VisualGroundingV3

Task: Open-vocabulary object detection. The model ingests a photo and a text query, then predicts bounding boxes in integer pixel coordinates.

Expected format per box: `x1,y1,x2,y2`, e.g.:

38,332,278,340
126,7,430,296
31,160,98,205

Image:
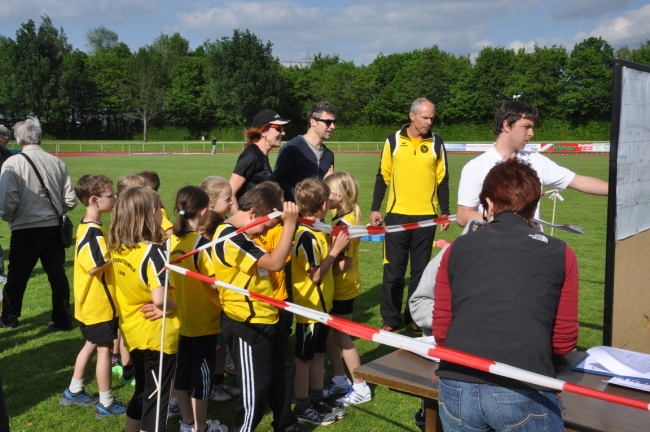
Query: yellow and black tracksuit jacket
371,126,450,216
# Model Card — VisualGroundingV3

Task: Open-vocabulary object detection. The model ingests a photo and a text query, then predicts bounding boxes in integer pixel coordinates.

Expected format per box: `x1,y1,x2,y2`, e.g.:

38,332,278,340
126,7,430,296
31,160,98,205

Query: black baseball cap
251,109,290,127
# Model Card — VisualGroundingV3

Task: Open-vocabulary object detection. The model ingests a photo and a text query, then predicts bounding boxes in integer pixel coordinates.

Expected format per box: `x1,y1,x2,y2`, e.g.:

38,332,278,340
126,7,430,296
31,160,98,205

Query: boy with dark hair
291,178,350,425
457,101,608,227
60,175,126,418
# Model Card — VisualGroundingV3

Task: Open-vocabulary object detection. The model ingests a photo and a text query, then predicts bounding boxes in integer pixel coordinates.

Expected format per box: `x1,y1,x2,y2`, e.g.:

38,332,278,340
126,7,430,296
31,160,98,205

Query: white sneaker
210,384,232,402
224,348,236,375
217,381,241,397
203,419,228,432
322,377,352,397
179,421,193,432
336,386,372,406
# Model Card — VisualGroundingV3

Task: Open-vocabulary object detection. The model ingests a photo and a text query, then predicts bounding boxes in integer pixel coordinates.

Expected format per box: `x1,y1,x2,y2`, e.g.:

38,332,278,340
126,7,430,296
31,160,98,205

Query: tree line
1,15,648,142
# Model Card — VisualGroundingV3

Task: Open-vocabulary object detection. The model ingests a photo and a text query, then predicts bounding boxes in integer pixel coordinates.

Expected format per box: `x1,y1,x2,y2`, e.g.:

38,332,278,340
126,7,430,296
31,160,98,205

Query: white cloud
172,0,536,64
551,4,650,50
508,37,548,52
0,0,162,24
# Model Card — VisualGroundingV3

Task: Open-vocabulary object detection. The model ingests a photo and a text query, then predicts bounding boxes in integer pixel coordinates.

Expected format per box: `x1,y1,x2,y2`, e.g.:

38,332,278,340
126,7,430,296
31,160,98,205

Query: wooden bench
354,350,650,432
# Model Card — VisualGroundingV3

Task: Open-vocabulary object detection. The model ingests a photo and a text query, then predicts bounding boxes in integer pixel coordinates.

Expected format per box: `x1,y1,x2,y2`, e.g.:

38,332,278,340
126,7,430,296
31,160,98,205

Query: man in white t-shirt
457,102,608,226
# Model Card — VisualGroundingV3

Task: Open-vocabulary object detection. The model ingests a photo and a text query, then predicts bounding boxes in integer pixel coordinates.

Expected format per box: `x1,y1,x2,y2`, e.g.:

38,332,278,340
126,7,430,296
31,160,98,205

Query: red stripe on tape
328,316,380,340
563,382,650,411
427,346,495,373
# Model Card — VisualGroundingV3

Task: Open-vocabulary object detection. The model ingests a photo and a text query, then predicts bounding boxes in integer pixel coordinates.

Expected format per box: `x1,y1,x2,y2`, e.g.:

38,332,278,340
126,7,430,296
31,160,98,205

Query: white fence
10,141,611,154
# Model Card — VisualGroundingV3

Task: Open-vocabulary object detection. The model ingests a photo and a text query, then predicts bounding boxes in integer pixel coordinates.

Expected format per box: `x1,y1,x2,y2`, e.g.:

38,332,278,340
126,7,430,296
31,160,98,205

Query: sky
0,0,649,65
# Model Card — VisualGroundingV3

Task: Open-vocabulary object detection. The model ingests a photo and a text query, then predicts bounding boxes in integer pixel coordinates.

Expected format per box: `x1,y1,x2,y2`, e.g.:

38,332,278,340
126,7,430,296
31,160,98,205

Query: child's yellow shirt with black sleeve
112,242,180,354
170,232,221,337
212,223,278,325
74,220,117,325
291,224,334,324
331,210,361,301
253,224,290,301
160,207,174,233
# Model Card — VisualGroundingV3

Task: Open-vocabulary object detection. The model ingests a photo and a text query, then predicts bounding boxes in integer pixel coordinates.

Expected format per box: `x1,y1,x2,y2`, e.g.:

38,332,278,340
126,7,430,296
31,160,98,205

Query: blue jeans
438,379,565,432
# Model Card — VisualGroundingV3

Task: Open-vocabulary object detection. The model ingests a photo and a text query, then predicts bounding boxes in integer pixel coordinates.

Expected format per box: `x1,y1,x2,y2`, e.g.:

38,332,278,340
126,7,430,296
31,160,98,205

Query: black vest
436,212,567,390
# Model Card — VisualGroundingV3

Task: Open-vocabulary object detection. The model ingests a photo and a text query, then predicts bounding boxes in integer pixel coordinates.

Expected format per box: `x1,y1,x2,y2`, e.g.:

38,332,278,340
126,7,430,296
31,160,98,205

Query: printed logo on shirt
529,233,548,243
420,144,429,154
399,140,409,147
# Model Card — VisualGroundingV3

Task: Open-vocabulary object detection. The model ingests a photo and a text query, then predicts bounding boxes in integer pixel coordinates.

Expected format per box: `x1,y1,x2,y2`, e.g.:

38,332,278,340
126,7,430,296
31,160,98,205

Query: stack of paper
572,346,650,385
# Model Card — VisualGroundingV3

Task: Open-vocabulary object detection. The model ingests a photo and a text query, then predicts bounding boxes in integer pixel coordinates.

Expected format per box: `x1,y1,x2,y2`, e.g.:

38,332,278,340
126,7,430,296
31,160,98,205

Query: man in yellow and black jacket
370,98,450,334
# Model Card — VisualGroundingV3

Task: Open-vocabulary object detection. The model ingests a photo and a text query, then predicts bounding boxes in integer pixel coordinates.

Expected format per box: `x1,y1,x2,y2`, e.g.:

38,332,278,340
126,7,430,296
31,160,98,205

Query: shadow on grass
1,311,85,419
578,321,603,331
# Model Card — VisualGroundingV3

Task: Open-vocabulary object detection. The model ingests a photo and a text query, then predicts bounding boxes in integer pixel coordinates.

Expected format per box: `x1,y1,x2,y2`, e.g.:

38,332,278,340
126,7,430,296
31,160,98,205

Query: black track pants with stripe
381,213,437,328
222,314,297,432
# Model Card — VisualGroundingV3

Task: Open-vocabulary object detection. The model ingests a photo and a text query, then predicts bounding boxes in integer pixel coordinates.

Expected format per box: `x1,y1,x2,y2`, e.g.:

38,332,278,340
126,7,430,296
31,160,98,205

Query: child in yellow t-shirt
212,186,298,432
323,171,372,406
109,186,180,432
169,186,227,432
60,175,126,418
137,170,174,237
291,178,350,425
199,175,242,403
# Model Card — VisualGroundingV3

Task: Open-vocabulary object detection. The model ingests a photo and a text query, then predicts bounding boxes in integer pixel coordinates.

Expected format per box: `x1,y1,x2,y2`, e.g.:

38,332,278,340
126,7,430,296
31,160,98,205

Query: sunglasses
314,118,337,127
269,124,285,133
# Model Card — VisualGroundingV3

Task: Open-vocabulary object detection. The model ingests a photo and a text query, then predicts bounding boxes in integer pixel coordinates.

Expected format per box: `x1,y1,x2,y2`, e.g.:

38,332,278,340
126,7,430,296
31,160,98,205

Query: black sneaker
294,404,337,426
315,398,347,420
47,321,73,331
0,320,18,329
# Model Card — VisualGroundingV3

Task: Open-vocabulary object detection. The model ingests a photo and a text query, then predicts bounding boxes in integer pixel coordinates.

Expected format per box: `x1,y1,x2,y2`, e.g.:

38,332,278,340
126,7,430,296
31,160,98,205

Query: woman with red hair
433,158,579,432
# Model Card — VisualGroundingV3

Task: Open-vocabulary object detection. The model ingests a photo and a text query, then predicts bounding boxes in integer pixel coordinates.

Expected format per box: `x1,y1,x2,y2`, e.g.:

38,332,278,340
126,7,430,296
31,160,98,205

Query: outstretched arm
567,174,608,196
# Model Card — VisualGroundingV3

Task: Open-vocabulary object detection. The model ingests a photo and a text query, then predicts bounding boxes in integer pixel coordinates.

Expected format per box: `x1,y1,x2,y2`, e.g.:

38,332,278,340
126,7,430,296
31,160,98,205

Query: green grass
0,153,609,431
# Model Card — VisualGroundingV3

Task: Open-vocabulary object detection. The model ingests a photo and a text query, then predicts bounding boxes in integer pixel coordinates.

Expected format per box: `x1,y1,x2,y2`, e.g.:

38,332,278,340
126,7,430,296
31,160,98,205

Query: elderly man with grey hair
370,98,450,334
0,117,77,330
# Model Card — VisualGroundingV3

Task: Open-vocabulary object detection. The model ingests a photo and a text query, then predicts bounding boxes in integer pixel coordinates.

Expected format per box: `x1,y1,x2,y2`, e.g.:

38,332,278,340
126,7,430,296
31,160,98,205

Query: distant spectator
0,117,77,330
0,125,13,286
229,109,290,212
211,136,217,155
274,102,336,202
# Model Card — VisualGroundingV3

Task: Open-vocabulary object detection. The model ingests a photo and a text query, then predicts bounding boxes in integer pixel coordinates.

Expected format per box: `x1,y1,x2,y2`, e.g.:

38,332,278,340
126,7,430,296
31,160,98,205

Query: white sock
99,390,114,407
333,375,350,385
352,382,369,393
69,378,84,394
169,397,178,406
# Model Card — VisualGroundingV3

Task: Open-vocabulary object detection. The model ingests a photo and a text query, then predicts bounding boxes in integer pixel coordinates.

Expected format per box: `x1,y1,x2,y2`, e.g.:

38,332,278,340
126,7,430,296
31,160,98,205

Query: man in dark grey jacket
0,117,77,330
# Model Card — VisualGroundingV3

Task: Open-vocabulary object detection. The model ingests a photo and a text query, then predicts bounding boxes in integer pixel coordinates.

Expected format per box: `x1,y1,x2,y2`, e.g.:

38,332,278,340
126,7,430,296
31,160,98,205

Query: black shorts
330,298,356,316
80,318,119,344
127,349,176,432
174,334,218,400
295,322,329,361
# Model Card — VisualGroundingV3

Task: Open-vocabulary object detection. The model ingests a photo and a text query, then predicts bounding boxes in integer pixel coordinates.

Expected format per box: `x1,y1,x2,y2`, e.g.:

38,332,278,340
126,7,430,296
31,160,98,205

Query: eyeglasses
100,194,116,199
269,124,284,133
314,118,337,127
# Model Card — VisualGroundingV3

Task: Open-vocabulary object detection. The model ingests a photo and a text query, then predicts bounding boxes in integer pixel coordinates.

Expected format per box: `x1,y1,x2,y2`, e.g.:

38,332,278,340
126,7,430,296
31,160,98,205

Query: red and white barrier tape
298,215,456,238
168,211,282,264
165,263,650,412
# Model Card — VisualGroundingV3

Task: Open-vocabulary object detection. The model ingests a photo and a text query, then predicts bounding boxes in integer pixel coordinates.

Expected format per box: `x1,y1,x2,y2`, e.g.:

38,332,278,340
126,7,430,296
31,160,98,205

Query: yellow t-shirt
212,224,278,325
74,221,117,325
170,232,221,337
291,224,334,324
112,242,180,354
253,224,289,301
161,207,173,233
331,211,361,301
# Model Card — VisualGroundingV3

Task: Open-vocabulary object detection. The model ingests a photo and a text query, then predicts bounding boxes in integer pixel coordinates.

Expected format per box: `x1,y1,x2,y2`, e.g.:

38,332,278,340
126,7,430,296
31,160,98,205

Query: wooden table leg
424,398,443,432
